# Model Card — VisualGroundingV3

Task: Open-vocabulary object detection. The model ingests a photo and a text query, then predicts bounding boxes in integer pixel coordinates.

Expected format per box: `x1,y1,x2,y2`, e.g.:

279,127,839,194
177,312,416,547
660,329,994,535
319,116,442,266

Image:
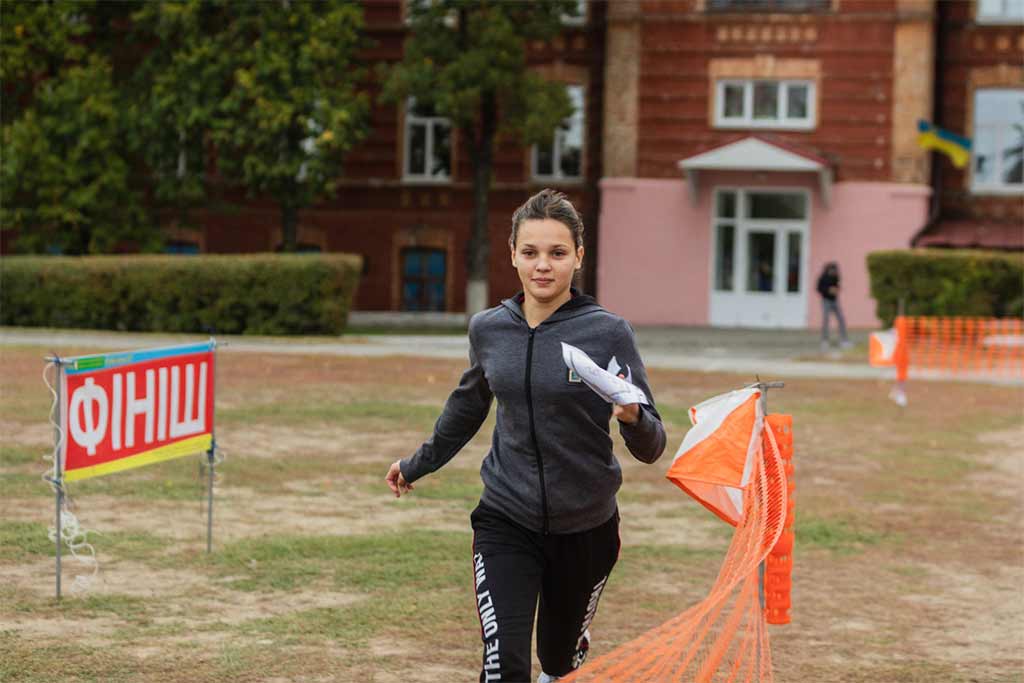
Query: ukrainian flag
917,120,972,169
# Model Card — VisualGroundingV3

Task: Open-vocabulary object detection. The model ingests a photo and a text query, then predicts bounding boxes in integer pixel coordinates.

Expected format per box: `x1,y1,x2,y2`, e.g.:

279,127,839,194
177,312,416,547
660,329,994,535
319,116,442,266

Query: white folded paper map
561,342,649,406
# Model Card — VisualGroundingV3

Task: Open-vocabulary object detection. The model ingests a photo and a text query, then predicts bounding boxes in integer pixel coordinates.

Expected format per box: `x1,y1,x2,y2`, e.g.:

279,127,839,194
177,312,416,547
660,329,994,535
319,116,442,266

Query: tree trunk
465,91,497,316
281,203,297,252
280,122,302,252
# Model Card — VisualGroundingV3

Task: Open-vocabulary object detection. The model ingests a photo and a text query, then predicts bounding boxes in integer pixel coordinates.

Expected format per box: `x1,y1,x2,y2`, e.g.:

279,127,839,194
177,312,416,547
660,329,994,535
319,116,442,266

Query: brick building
169,1,606,315
914,0,1024,250
129,1,1024,325
597,0,1021,329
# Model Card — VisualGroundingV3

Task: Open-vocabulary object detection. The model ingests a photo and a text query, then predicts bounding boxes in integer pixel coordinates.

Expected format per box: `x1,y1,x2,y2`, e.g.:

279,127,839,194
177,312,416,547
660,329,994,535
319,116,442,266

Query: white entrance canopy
677,136,833,207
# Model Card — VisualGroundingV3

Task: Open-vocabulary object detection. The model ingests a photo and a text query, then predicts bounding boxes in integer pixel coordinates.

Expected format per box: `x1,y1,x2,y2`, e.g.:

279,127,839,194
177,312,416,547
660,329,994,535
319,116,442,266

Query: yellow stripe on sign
64,434,213,482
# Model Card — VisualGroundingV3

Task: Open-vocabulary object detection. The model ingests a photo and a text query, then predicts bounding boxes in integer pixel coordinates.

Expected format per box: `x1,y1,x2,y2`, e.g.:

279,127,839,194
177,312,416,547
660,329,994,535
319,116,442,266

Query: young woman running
385,189,667,683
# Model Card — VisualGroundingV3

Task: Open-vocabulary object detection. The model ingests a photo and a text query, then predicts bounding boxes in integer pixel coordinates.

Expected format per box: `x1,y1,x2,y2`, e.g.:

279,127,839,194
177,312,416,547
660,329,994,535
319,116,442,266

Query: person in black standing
385,189,667,683
817,261,851,350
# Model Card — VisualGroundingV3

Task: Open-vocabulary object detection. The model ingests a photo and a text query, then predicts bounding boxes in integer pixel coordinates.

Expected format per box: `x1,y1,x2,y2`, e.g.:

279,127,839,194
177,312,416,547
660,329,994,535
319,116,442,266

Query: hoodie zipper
524,327,550,535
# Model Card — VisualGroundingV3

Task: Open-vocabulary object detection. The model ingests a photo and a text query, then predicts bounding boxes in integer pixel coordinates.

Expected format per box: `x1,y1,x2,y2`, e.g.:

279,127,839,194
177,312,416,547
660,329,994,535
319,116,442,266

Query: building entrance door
709,189,810,328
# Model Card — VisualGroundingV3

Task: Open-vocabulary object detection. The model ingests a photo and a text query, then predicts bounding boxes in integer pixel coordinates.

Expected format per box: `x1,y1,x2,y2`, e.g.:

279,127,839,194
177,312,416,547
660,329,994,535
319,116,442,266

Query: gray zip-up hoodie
400,291,667,534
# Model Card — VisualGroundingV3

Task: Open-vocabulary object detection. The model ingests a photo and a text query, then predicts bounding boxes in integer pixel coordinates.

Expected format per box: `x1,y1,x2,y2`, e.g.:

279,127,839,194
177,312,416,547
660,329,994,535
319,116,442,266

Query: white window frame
976,0,1024,24
532,85,585,183
297,116,321,183
714,79,817,131
561,0,587,25
971,88,1024,196
404,0,457,27
176,128,187,179
708,187,812,328
403,98,452,184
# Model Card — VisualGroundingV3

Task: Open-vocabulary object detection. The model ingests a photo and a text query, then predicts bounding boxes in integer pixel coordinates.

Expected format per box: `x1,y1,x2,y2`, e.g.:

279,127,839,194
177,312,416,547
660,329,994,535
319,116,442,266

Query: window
405,0,457,27
715,80,815,130
533,85,584,182
176,129,187,179
401,248,446,311
273,243,322,253
165,240,200,255
715,224,735,292
706,0,830,10
294,99,328,183
746,232,776,293
972,89,1024,194
404,98,452,182
172,128,205,182
297,119,320,183
747,192,807,219
786,232,801,293
714,191,737,292
976,0,1024,23
562,0,587,25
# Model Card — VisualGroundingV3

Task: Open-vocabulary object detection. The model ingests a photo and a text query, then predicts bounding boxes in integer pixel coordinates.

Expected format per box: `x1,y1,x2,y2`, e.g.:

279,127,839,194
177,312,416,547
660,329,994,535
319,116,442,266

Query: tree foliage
2,0,369,254
1,1,153,254
381,1,576,143
133,0,370,250
0,0,92,123
380,0,579,312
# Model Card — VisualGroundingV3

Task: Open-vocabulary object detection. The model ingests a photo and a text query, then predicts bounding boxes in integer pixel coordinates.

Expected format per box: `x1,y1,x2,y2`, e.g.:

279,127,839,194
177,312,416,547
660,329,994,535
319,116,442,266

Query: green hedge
0,253,363,335
867,249,1024,327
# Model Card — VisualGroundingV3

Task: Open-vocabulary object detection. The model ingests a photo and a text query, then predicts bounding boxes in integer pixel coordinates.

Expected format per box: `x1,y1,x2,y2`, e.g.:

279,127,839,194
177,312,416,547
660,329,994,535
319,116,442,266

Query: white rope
198,445,227,526
40,362,63,488
199,445,227,487
47,508,99,594
42,360,100,595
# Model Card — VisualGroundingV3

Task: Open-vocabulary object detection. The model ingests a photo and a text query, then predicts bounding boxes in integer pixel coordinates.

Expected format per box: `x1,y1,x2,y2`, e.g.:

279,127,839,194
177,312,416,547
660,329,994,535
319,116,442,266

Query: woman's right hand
385,460,414,498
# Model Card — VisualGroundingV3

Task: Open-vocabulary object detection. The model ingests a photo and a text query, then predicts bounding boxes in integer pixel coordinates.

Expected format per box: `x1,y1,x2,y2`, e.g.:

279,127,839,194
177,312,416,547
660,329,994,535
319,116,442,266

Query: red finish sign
60,343,215,482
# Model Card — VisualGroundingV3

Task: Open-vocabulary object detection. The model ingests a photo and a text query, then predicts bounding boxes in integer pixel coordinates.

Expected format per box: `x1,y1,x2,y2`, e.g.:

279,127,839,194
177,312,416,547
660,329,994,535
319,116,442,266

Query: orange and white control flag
666,387,763,526
869,328,899,367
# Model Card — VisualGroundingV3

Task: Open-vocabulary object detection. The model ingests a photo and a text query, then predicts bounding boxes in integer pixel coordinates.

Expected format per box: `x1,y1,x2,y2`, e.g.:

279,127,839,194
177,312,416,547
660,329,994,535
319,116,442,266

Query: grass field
1,341,1022,682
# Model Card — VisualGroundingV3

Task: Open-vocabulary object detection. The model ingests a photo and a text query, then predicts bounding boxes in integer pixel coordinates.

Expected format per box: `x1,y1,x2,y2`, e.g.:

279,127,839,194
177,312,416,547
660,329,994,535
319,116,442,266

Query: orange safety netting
873,316,1024,381
561,395,791,683
762,415,794,627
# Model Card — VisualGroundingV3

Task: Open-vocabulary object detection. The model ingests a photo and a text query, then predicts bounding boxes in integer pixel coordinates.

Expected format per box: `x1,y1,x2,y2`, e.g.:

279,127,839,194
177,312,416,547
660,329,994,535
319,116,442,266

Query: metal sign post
206,338,218,554
206,438,216,554
46,356,65,601
55,458,63,601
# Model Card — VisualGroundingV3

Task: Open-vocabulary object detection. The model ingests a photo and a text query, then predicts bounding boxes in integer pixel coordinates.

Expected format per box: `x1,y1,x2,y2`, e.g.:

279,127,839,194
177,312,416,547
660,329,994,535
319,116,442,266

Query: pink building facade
596,0,942,329
597,159,930,329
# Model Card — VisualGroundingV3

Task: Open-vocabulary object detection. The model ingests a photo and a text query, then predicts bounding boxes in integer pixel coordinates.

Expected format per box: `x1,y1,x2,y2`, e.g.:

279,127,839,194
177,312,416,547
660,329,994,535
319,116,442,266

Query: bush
0,253,363,335
867,249,1024,327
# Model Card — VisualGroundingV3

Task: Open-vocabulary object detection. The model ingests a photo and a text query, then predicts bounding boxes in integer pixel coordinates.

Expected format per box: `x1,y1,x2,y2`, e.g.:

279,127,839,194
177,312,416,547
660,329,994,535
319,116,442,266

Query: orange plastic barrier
763,414,794,626
894,316,1024,382
561,418,791,683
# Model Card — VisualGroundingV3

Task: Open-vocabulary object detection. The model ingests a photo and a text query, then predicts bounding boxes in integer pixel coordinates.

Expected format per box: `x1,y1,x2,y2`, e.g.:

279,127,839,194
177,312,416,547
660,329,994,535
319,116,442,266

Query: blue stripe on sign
64,341,214,375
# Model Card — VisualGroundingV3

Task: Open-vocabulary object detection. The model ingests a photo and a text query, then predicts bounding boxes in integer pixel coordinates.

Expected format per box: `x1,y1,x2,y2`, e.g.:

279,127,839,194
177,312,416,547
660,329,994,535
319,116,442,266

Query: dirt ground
1,343,1022,682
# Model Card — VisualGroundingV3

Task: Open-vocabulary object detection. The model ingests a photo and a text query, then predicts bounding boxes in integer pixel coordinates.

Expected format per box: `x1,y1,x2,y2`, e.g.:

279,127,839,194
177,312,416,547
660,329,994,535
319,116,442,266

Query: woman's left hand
613,402,640,424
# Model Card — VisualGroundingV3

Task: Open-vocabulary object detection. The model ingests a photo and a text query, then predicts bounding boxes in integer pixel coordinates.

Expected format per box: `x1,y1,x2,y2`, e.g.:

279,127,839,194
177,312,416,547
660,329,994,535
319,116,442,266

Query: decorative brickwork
603,4,641,177
891,2,934,184
269,223,328,252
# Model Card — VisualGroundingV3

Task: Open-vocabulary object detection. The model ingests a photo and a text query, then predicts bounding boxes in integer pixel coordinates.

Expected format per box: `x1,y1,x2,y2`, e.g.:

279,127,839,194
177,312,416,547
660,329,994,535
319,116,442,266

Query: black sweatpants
470,502,620,683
